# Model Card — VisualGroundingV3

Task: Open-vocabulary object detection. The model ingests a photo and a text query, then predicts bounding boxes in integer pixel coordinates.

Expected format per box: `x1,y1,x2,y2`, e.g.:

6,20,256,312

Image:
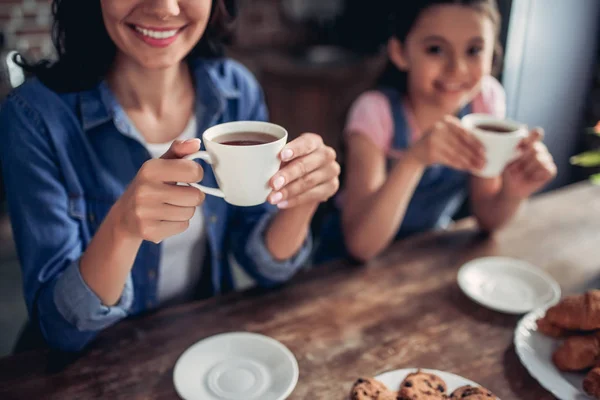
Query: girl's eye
467,46,483,56
426,45,443,55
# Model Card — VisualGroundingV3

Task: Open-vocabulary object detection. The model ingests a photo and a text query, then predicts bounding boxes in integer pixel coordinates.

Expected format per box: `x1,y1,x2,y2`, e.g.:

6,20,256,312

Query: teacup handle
183,151,225,198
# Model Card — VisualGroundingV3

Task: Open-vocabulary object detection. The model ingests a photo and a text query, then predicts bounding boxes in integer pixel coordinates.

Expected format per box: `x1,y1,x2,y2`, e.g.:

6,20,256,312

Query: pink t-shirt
345,75,507,156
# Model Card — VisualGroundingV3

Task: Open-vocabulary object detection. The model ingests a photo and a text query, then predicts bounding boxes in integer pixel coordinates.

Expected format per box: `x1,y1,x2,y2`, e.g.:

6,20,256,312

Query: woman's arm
0,94,132,351
80,140,205,306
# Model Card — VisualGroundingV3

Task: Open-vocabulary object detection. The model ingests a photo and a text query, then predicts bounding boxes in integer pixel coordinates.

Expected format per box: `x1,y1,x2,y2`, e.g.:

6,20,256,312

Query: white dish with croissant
515,290,600,399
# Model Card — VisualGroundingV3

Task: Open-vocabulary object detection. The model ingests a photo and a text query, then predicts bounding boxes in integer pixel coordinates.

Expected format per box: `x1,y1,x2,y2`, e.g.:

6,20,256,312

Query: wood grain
0,182,599,400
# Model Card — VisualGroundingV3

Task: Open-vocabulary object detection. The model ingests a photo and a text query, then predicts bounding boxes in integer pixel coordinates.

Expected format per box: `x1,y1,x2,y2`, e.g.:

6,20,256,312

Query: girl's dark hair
377,0,503,92
16,0,233,93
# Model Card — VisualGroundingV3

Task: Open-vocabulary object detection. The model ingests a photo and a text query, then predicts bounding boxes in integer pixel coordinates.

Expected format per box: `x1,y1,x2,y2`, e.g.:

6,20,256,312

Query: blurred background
0,0,599,356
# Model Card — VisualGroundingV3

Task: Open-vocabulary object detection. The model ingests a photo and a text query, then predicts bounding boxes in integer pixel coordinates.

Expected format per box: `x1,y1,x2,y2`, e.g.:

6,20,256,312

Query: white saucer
375,368,492,396
173,332,299,400
457,257,561,314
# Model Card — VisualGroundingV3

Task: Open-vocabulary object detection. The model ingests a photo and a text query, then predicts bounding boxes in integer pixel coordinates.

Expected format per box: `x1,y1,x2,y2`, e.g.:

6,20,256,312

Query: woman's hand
113,139,206,243
267,133,341,209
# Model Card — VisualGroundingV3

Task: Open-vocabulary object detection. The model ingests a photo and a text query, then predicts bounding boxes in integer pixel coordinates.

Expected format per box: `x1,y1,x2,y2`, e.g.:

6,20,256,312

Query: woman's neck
106,53,193,118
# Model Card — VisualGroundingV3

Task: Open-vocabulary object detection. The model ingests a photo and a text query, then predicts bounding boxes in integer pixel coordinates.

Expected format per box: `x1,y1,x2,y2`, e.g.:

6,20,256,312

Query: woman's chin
132,54,187,71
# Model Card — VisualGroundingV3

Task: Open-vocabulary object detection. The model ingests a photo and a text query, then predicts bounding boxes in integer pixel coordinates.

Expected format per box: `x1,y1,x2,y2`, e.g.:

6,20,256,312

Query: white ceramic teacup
461,113,528,178
184,121,287,206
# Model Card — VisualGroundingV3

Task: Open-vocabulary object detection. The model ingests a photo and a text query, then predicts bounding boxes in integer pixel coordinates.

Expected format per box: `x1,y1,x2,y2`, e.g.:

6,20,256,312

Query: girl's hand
267,133,341,209
502,128,557,198
408,115,486,172
113,139,206,243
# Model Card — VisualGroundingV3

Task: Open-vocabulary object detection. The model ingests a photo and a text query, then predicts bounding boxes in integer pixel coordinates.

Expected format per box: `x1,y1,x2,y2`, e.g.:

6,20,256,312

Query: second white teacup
461,113,528,178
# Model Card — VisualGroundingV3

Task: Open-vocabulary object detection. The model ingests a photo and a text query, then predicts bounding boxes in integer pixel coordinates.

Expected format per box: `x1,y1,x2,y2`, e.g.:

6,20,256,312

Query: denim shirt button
148,270,156,280
210,215,218,224
146,300,153,309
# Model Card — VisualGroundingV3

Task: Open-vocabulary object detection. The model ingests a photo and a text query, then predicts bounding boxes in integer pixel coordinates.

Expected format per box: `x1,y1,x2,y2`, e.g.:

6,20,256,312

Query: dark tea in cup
474,123,516,134
215,132,277,146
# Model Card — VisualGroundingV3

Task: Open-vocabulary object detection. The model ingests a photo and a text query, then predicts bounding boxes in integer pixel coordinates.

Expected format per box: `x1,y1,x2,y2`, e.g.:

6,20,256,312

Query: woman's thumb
160,138,201,159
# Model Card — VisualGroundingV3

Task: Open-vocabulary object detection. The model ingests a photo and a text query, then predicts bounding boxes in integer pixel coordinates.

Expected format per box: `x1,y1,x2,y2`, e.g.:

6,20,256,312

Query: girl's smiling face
390,4,497,113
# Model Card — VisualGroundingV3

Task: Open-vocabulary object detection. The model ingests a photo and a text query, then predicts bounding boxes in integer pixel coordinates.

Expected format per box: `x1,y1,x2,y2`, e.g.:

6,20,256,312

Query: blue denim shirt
0,58,312,352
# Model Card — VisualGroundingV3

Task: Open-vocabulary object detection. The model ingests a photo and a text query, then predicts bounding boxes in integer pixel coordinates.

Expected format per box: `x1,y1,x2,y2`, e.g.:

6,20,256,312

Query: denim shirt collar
78,58,241,134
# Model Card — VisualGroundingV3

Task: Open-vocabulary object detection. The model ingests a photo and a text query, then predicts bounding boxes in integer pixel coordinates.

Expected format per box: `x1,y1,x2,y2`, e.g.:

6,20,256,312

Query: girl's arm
343,117,485,262
470,128,556,232
342,134,425,262
469,175,521,232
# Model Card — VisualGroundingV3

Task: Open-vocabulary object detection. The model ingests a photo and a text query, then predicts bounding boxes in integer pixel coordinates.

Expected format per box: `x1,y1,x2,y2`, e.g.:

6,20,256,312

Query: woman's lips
128,24,186,48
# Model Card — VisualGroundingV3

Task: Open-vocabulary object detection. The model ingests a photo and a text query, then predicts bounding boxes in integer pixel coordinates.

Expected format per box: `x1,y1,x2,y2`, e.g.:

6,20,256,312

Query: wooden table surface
1,182,599,400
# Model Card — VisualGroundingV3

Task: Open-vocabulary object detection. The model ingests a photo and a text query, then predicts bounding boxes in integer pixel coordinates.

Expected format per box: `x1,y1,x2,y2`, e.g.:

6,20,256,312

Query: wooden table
1,182,599,400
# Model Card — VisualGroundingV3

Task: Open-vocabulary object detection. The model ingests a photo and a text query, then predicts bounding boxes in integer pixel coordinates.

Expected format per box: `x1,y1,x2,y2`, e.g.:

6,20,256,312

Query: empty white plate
457,257,561,314
173,332,299,400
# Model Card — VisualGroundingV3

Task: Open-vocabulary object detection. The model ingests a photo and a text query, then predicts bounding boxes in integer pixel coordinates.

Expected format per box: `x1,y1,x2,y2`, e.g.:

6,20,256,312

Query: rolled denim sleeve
53,260,133,331
0,92,132,351
247,210,312,281
231,206,312,287
36,265,133,352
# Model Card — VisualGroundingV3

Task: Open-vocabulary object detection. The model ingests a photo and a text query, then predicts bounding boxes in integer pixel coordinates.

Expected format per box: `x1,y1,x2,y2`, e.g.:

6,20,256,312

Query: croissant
536,317,575,338
584,367,600,399
552,333,600,371
544,290,600,331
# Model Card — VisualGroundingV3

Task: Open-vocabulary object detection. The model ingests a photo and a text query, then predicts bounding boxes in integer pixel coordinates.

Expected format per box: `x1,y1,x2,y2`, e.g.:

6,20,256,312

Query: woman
0,0,340,352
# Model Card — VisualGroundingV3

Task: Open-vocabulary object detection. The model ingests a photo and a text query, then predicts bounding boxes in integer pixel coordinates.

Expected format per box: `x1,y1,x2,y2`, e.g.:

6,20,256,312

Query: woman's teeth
134,26,178,39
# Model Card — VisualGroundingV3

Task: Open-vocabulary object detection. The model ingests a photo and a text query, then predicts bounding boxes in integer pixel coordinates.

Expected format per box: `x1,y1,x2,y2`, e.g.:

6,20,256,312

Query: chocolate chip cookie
350,377,398,400
449,385,496,399
398,370,447,399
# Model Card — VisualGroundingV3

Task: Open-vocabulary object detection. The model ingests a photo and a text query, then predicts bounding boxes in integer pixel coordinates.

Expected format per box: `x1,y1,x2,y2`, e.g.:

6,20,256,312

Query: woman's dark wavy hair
378,0,503,92
16,0,233,93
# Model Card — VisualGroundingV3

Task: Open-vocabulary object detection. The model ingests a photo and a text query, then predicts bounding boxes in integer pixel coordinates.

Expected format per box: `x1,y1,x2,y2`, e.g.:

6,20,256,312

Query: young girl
0,0,339,352
341,0,556,262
